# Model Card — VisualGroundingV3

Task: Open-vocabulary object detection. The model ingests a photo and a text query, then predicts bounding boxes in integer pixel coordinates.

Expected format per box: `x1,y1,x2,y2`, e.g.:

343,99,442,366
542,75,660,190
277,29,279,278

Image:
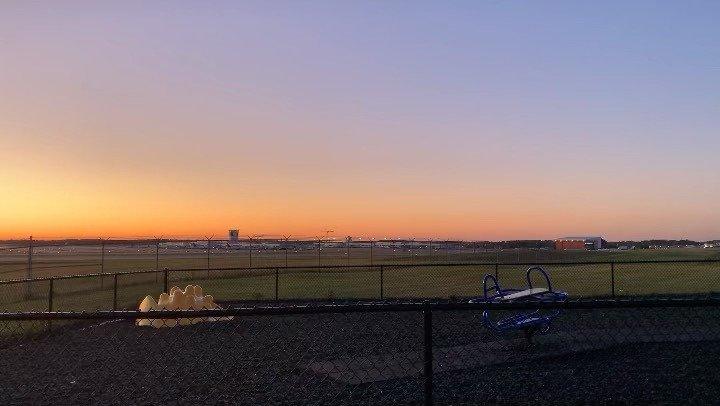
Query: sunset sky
1,1,718,241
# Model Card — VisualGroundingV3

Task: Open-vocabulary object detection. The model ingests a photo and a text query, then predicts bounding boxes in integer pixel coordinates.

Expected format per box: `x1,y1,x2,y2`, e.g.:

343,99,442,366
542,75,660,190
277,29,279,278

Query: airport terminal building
555,236,604,250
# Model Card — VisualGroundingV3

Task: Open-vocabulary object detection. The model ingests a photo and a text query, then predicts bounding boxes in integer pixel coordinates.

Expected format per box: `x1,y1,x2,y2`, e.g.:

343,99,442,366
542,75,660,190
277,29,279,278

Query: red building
555,237,604,250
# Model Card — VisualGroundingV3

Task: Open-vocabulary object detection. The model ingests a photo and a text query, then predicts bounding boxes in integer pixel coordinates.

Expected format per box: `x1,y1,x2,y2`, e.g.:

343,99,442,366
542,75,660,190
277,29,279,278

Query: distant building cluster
554,237,604,250
152,232,719,252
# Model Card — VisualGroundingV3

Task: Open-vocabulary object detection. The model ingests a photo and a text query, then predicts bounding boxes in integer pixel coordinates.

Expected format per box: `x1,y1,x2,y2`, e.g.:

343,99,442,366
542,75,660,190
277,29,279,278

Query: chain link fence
4,238,717,281
1,299,720,404
1,260,720,311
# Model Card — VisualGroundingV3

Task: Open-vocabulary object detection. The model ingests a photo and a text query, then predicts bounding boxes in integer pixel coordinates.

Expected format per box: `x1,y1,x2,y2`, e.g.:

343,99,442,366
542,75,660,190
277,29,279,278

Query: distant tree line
605,239,707,249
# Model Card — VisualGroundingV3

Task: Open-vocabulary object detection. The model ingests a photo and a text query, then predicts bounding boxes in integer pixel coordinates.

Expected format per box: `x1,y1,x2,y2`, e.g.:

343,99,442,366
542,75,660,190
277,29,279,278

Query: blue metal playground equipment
470,266,568,340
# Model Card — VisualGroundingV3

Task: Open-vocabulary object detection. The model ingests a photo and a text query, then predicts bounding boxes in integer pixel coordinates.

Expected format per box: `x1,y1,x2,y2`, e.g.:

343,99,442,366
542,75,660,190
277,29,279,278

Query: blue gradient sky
1,1,718,240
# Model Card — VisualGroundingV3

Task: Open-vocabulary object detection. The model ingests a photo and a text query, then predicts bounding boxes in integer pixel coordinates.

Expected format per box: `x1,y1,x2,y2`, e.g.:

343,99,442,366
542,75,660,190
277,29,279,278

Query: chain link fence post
155,239,160,271
100,238,105,288
275,267,279,301
101,238,105,273
247,238,253,268
611,261,616,297
48,278,54,312
346,237,351,266
317,238,321,267
370,240,374,266
25,236,33,300
113,273,118,310
423,302,434,406
46,277,54,332
206,238,211,276
163,268,169,294
380,265,384,299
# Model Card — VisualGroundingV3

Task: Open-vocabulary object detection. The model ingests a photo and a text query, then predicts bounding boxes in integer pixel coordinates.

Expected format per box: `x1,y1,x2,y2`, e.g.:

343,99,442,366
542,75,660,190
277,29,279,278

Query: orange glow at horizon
1,139,717,241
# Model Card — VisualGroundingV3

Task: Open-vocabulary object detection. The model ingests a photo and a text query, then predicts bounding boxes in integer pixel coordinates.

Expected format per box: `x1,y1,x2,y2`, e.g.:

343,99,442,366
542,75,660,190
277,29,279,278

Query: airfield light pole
26,236,33,279
248,237,253,268
152,236,163,283
317,238,321,267
25,236,33,299
206,237,211,273
100,238,105,273
99,237,105,289
318,230,333,267
346,236,351,266
370,240,374,266
155,238,160,270
282,235,291,268
247,235,262,268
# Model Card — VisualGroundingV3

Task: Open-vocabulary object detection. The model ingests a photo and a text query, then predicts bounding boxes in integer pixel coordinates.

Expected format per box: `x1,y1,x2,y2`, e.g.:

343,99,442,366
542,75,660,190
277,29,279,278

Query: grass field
2,244,719,281
1,255,719,313
0,245,718,313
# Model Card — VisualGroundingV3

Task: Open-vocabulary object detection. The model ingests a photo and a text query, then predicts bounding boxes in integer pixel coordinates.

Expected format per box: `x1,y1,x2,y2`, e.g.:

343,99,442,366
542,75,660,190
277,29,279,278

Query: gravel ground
433,341,720,404
0,306,719,405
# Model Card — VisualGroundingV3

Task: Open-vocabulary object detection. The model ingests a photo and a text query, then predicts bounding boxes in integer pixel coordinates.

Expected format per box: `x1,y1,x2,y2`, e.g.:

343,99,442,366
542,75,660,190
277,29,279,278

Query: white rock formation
137,285,232,328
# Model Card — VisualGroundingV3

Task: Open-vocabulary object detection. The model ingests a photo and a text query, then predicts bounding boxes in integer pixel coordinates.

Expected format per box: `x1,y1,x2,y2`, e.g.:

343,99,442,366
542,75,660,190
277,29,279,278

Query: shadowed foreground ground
0,307,719,404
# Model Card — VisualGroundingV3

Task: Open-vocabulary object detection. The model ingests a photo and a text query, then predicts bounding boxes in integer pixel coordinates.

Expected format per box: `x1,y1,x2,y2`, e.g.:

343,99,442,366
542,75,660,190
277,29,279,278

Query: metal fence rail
2,299,720,404
0,260,719,312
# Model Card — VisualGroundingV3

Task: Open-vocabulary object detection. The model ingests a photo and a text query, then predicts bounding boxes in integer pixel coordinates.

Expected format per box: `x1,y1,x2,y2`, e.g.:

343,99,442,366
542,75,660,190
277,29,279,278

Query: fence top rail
0,268,162,285
0,258,718,285
168,258,720,273
2,298,720,321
